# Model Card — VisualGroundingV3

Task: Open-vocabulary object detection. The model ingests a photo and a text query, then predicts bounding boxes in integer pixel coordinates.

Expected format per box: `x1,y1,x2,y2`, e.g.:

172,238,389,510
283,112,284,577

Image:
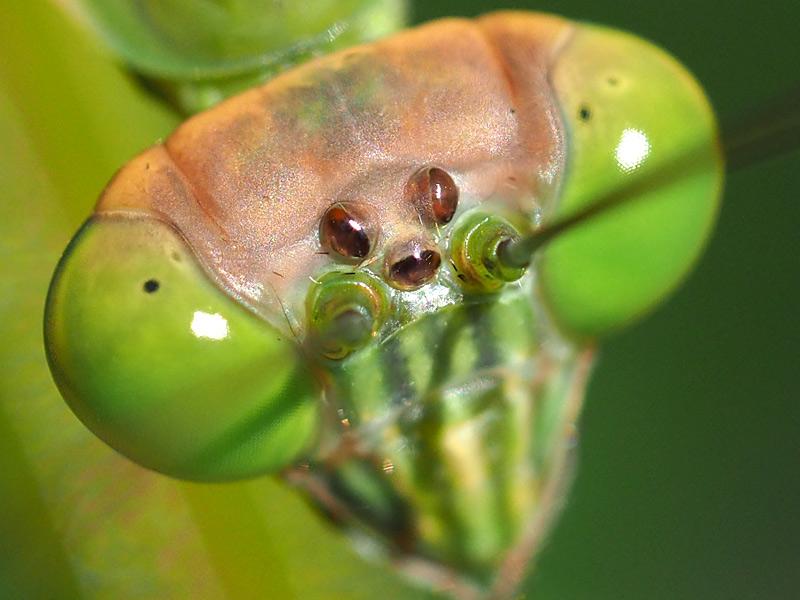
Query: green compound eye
45,216,321,481
306,270,391,360
540,24,723,338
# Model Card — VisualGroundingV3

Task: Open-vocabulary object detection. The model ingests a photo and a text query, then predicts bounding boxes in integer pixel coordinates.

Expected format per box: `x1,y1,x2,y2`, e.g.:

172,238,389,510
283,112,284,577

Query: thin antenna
723,84,800,170
497,85,800,269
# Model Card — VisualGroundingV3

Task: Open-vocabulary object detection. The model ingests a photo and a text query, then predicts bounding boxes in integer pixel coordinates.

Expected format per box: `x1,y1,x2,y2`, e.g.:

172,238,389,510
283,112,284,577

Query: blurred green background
1,1,797,599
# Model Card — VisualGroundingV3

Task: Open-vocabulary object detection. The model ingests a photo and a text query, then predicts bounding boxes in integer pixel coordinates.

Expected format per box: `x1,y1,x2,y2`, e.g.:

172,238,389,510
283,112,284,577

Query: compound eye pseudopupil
320,204,372,260
408,167,459,224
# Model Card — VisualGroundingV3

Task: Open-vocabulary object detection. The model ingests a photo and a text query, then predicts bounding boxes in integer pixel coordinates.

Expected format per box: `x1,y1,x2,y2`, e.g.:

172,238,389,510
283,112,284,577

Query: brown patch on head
97,15,572,331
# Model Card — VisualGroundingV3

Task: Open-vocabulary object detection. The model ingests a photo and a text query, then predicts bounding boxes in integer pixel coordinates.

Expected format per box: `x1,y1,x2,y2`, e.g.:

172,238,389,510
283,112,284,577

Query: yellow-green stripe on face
45,216,320,481
317,285,579,578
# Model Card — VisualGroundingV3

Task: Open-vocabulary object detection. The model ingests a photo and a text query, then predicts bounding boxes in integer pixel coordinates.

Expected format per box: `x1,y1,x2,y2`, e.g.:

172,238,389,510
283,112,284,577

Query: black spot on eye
579,105,592,122
510,107,516,115
143,279,160,293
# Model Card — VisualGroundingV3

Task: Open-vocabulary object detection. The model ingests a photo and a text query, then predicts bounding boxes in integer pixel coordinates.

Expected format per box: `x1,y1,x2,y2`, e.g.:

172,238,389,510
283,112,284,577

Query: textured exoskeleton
45,11,722,596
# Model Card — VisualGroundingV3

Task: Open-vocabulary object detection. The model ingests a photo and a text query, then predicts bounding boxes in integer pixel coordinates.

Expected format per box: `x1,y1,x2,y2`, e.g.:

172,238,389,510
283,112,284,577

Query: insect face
43,11,725,594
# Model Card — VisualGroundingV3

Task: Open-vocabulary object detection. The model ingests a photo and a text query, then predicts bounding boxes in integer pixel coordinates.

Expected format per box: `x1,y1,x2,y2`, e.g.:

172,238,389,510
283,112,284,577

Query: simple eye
384,238,441,291
407,166,459,224
143,279,160,293
319,204,375,261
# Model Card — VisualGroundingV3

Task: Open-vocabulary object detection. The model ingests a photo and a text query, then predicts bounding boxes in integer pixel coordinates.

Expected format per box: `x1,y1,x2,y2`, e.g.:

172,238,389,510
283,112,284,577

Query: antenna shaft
498,84,800,268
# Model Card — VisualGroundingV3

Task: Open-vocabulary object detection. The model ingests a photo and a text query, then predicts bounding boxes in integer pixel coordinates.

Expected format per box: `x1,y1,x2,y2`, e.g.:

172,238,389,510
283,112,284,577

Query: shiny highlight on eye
190,311,229,340
407,166,459,224
385,239,441,291
320,204,374,261
615,128,651,172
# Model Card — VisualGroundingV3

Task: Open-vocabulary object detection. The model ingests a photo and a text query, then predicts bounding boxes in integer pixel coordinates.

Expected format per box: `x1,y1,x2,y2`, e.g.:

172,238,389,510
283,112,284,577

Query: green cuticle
448,211,527,294
306,270,391,359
